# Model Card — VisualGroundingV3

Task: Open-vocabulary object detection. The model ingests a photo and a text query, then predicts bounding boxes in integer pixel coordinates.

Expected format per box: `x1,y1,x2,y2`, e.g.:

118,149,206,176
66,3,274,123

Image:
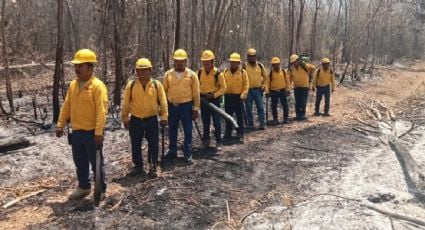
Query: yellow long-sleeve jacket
312,67,336,90
57,76,108,136
163,68,200,111
244,62,267,88
121,78,168,122
265,69,290,93
289,63,315,88
198,67,227,98
223,67,249,99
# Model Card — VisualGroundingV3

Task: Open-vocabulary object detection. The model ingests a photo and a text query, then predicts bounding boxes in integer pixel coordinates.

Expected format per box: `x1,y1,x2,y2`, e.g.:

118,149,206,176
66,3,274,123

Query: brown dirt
1,60,425,229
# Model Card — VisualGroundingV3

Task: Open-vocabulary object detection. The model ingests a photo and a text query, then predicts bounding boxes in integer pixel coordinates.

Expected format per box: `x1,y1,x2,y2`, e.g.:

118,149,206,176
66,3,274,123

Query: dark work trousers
71,130,106,192
200,96,222,143
224,94,244,137
293,87,309,119
129,115,159,168
168,102,193,161
315,85,331,114
270,89,289,121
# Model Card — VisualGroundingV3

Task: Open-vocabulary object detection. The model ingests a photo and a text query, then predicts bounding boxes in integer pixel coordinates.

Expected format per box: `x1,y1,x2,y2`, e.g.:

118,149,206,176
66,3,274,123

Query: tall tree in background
295,0,306,53
174,0,181,50
52,0,64,123
288,0,295,57
112,0,124,106
310,0,321,59
1,0,14,114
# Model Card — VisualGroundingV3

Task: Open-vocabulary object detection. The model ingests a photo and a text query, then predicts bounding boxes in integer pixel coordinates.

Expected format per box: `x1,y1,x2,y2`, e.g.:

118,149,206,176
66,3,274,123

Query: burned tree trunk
112,0,124,107
0,136,30,154
52,0,64,123
174,0,181,50
1,0,14,114
288,0,295,57
332,0,343,69
295,0,305,53
310,0,320,59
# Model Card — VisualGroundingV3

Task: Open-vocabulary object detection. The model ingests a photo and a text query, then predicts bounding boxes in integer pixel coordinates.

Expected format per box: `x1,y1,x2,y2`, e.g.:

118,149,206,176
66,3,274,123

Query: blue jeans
294,87,309,119
129,115,159,168
270,90,289,121
168,102,193,160
245,88,265,127
201,96,222,143
71,130,106,192
315,85,331,114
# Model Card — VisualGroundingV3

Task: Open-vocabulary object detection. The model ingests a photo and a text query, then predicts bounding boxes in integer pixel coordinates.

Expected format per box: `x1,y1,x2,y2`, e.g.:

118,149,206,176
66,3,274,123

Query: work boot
258,125,266,130
201,140,210,150
68,187,91,200
127,166,144,177
148,167,158,178
313,112,320,116
164,151,177,161
100,193,106,201
185,155,193,164
323,113,331,117
236,133,244,144
283,119,289,124
223,132,231,140
216,142,223,151
245,125,255,130
272,119,279,125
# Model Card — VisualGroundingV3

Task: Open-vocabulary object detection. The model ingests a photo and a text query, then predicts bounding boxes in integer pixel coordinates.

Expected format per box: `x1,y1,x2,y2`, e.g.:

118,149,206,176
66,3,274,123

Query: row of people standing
55,48,335,200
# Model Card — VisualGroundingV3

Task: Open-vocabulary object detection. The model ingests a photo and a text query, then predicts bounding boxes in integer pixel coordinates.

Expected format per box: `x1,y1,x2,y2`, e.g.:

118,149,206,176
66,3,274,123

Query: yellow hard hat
201,50,215,61
71,49,97,64
135,58,153,69
271,57,281,64
247,48,256,56
228,53,241,62
173,49,188,60
289,54,299,63
322,58,331,64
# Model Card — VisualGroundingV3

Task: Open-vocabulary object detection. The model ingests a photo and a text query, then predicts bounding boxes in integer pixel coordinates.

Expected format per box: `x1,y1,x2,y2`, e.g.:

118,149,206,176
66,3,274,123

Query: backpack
129,79,159,103
243,62,265,76
316,68,334,78
197,69,221,87
269,69,287,88
289,63,313,83
223,68,245,79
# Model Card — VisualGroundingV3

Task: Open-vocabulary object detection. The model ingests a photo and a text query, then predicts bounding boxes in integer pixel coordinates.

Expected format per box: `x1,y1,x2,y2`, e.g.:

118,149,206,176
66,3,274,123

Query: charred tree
52,0,64,123
1,0,14,114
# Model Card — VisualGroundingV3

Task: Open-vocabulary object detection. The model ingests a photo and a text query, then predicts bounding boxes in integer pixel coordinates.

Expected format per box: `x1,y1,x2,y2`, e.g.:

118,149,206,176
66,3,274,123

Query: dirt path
1,61,425,229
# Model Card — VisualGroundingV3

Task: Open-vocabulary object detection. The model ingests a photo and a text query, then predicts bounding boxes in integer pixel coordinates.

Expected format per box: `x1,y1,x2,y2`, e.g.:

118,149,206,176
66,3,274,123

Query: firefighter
56,49,108,200
223,53,249,142
289,54,315,121
121,58,168,177
198,50,226,151
312,58,336,116
163,49,200,164
244,48,267,129
265,57,290,124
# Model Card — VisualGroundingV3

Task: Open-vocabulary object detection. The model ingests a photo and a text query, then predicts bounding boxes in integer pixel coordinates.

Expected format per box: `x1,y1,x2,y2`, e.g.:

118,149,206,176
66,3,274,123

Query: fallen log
365,203,425,227
0,136,30,154
352,127,369,136
356,116,378,129
2,189,47,209
388,134,425,199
